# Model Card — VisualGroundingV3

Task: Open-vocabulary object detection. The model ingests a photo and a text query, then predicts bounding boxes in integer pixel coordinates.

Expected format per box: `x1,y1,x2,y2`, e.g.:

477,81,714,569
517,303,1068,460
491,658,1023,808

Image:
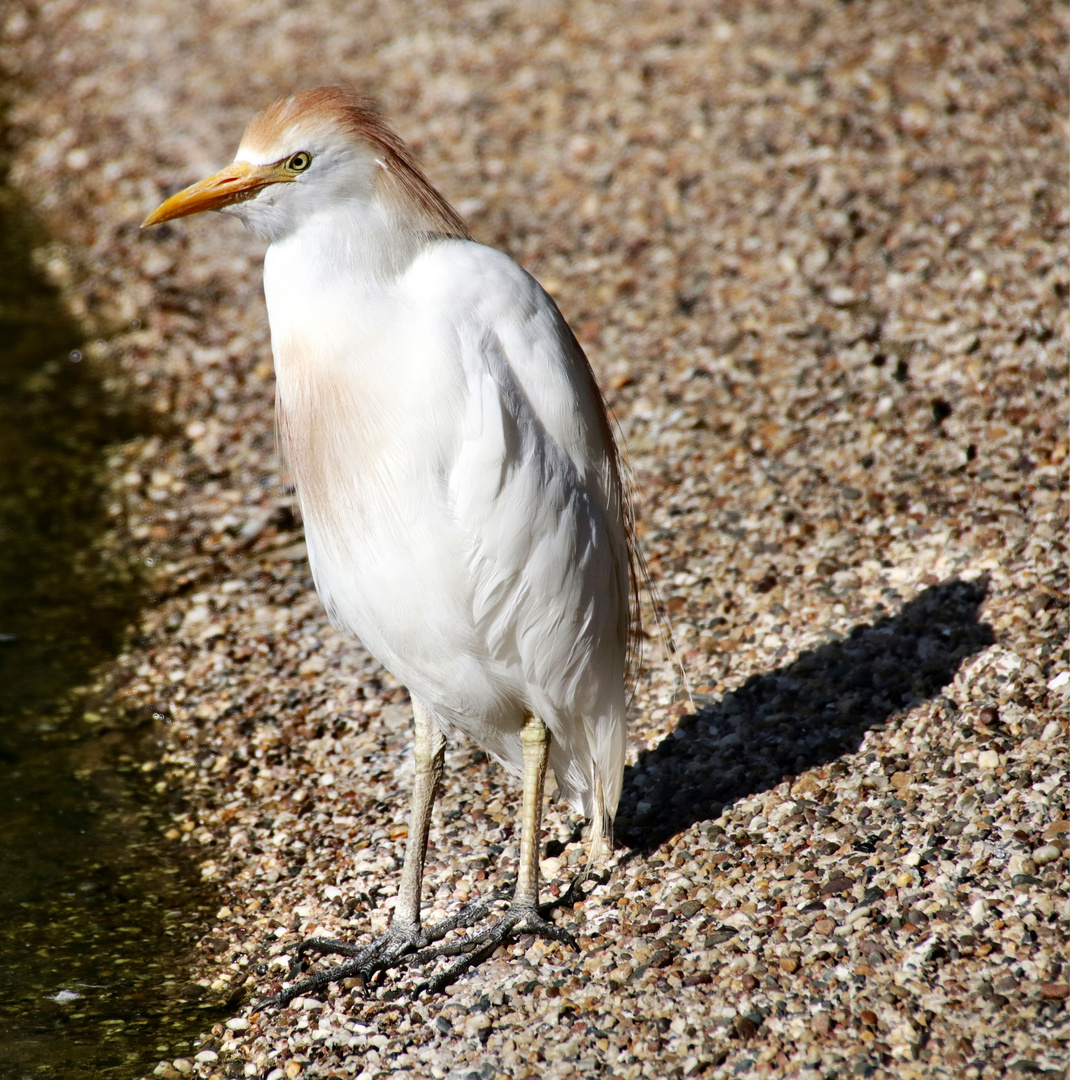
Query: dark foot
411,903,579,997
259,896,496,1007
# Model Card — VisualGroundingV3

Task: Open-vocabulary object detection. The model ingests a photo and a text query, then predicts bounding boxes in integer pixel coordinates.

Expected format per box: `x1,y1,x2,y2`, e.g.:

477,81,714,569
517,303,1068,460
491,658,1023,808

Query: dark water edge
0,180,223,1076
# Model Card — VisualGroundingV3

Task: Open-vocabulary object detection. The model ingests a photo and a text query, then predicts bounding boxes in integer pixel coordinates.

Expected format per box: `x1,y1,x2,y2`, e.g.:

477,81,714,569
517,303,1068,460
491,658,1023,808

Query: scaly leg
394,697,445,931
410,714,576,996
263,699,489,1006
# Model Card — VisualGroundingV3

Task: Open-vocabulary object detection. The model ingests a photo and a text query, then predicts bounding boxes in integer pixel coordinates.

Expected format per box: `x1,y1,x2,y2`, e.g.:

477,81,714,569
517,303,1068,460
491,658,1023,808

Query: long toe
264,924,426,1007
263,899,506,1006
286,934,373,978
263,953,372,1008
510,903,579,950
413,905,577,997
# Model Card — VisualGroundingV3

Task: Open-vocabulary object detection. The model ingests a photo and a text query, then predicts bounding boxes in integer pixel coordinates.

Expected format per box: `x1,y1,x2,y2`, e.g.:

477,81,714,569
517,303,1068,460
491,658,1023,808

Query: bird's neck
270,199,430,288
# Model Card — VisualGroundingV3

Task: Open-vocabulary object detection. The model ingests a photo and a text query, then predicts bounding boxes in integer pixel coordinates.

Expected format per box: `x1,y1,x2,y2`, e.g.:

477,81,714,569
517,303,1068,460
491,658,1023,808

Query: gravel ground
3,0,1067,1077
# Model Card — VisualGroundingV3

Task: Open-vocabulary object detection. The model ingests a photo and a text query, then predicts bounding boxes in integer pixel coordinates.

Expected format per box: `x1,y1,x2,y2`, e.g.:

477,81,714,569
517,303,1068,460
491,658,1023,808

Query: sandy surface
4,0,1068,1077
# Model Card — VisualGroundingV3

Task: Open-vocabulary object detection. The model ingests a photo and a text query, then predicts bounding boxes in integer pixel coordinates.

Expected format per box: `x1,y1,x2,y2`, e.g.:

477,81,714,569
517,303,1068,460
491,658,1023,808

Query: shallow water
0,186,222,1077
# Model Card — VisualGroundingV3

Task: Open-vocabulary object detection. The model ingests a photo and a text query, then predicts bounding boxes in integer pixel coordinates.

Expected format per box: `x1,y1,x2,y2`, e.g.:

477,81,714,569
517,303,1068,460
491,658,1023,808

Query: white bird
143,87,636,999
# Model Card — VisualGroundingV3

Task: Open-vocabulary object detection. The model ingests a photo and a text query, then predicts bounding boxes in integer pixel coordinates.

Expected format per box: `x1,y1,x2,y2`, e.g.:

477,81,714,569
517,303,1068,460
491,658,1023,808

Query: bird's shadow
617,576,994,852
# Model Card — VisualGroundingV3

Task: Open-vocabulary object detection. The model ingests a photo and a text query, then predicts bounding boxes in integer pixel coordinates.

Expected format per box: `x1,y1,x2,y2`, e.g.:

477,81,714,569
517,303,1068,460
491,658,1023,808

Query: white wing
268,236,629,821
426,243,630,820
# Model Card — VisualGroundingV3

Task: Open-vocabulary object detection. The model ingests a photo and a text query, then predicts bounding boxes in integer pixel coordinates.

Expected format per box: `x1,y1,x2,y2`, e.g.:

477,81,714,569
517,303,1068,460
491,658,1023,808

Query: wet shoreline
0,180,224,1080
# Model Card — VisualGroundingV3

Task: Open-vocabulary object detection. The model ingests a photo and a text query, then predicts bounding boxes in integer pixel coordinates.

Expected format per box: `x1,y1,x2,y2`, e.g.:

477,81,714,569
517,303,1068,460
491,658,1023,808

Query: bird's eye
287,151,313,173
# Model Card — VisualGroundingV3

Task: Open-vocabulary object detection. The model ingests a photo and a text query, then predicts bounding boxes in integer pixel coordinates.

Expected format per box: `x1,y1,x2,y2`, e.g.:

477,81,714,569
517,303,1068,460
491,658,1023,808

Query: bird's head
142,87,470,245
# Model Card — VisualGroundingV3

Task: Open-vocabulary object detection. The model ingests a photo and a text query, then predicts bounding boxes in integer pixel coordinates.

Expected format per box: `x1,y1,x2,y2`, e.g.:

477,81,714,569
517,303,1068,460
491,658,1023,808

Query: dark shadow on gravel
617,576,993,852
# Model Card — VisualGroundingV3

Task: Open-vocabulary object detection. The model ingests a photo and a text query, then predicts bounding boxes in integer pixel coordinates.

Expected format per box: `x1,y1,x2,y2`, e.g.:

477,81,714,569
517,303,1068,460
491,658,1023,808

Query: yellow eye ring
288,151,313,173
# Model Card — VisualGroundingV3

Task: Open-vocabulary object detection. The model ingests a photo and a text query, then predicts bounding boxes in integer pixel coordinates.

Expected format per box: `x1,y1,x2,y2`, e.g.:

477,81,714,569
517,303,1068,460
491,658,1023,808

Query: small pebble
1032,844,1061,866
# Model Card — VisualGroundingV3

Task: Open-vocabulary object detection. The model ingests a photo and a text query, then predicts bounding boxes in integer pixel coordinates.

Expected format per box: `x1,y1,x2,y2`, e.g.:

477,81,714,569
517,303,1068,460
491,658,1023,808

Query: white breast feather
266,233,628,822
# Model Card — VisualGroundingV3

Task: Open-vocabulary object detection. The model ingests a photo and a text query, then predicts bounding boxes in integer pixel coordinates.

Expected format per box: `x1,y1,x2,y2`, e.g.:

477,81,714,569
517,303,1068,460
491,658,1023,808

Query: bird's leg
394,697,446,934
410,714,577,995
384,703,499,941
514,712,549,908
263,699,490,1006
285,700,443,959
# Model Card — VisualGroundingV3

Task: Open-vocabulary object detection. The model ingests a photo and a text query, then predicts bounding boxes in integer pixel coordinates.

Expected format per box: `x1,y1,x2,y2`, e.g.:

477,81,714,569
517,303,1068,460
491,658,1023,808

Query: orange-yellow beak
142,161,290,227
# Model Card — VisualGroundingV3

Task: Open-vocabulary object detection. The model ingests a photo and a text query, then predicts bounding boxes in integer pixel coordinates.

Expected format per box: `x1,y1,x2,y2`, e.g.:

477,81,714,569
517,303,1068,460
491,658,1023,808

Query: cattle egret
143,87,636,999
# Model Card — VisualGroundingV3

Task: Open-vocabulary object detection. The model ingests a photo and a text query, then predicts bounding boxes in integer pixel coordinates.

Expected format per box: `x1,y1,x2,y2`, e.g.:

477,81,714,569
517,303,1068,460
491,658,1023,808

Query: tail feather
588,772,614,865
548,694,626,863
